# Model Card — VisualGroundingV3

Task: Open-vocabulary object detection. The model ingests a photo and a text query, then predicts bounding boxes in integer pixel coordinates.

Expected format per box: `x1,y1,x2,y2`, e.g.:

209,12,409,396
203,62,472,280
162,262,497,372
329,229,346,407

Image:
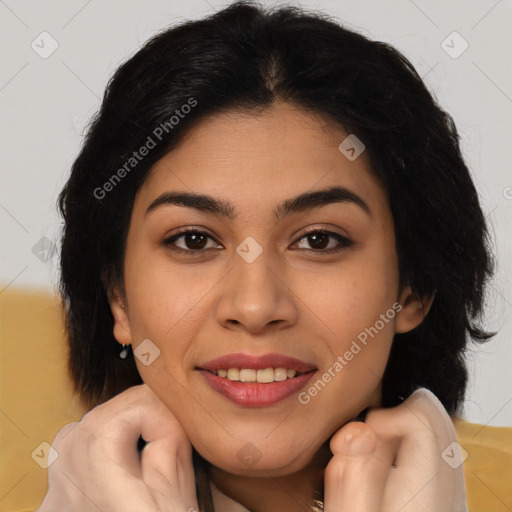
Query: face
110,102,429,477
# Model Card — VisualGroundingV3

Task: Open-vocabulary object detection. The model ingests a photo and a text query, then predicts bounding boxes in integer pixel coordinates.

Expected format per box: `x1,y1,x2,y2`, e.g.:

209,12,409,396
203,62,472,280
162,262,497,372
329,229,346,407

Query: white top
210,481,251,512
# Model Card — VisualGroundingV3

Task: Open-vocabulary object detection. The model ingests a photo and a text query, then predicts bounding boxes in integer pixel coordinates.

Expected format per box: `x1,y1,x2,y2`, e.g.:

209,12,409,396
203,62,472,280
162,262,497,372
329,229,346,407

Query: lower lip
198,369,317,407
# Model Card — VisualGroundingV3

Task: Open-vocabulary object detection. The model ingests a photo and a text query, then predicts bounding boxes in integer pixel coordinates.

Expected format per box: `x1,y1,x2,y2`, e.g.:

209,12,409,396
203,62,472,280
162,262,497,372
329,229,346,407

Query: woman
36,1,494,511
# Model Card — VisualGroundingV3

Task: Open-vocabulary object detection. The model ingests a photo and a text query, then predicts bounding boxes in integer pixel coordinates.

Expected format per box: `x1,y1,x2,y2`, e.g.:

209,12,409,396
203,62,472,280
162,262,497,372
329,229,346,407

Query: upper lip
197,352,317,373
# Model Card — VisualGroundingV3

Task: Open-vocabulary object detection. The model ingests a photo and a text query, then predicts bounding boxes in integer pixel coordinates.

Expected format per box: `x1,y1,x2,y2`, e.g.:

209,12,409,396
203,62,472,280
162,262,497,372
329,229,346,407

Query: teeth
274,368,288,381
240,369,256,382
213,367,303,383
226,368,240,381
257,367,274,383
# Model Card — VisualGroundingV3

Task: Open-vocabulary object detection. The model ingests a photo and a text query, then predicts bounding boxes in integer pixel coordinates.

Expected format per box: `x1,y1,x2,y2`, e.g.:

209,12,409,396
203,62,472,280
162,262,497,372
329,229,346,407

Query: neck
209,442,332,512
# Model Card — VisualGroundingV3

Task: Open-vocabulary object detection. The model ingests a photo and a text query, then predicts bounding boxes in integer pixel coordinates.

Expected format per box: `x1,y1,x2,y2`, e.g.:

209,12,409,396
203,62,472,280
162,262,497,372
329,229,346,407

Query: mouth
196,352,317,407
202,367,308,382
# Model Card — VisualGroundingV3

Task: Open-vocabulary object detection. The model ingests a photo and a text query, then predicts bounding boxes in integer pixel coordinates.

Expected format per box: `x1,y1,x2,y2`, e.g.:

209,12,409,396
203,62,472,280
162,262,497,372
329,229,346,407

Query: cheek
124,250,213,340
124,255,225,412
296,245,399,416
299,314,396,432
301,248,399,343
339,271,399,371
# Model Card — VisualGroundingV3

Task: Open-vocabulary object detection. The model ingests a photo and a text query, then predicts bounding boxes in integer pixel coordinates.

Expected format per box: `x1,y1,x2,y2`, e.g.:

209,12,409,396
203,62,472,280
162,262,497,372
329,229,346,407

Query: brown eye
163,229,222,254
305,232,329,250
181,232,207,250
293,230,353,253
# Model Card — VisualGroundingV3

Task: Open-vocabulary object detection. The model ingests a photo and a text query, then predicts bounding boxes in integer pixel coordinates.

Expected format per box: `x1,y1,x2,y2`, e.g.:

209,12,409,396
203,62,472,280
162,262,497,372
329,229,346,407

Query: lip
196,352,318,407
197,352,317,373
198,369,317,407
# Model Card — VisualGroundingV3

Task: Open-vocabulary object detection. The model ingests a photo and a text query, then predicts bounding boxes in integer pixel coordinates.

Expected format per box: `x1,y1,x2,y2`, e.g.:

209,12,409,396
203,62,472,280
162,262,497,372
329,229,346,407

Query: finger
141,438,198,512
365,388,469,512
401,389,468,512
324,422,392,512
49,421,80,450
85,384,198,510
80,384,189,475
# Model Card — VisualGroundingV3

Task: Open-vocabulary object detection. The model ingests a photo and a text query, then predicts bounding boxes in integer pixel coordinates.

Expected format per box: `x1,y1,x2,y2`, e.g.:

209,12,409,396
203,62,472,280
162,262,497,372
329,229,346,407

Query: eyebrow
145,185,372,221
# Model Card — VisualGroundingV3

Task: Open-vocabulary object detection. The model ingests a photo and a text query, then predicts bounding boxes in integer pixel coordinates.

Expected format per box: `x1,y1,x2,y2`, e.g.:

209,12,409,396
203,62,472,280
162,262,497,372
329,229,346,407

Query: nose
215,243,299,334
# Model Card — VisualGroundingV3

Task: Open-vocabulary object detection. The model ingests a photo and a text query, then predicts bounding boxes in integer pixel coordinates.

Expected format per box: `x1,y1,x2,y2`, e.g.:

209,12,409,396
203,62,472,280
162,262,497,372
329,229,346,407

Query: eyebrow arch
145,185,372,221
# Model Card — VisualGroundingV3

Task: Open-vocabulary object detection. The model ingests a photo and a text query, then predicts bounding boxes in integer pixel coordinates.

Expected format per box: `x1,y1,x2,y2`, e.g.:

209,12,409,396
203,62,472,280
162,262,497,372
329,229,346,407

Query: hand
35,384,198,512
323,388,469,512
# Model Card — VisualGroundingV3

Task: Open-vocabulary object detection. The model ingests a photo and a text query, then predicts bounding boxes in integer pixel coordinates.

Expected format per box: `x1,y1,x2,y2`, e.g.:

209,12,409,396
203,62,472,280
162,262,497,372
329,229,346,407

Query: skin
39,102,471,512
107,102,437,510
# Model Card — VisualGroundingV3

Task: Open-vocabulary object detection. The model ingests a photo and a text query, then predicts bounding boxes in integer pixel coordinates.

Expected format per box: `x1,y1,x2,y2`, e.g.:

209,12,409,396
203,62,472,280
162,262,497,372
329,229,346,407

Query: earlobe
395,286,435,334
109,293,132,345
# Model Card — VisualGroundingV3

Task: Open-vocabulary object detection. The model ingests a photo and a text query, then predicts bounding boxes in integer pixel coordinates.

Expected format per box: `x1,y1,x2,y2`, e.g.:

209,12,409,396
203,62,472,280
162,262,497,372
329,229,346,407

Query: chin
199,442,316,477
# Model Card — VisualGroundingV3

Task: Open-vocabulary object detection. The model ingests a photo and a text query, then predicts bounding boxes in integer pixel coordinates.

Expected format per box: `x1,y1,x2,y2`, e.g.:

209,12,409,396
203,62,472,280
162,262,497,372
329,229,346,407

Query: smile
197,352,317,407
209,367,302,382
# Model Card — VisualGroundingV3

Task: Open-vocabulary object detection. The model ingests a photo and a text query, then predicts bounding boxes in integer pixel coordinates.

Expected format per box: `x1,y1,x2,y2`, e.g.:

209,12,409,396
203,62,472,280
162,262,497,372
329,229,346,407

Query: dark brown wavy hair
58,2,496,510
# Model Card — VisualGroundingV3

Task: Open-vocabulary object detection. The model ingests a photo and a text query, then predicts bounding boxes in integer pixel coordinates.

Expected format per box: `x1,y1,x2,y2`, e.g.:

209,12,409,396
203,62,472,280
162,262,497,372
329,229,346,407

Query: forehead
135,102,389,220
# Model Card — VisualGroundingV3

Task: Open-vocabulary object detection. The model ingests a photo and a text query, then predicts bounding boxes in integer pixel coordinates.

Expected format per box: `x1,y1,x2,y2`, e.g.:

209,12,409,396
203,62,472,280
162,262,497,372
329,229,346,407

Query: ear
108,290,133,346
395,285,435,334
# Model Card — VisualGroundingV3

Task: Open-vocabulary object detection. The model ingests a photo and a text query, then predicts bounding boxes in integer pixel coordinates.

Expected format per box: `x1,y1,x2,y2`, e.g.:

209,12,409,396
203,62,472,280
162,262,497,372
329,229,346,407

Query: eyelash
162,227,354,256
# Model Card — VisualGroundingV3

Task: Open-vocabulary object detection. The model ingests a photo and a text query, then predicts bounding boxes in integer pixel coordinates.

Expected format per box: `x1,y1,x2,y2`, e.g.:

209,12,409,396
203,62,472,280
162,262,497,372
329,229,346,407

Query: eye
292,229,353,254
162,229,222,254
162,227,353,256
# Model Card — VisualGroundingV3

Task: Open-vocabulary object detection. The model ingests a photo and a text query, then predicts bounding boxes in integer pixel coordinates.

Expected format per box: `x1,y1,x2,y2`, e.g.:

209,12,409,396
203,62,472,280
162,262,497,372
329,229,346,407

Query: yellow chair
1,288,511,512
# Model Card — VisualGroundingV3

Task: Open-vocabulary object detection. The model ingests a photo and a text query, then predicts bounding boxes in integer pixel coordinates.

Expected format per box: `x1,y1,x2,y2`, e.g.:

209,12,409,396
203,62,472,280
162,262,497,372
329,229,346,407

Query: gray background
1,0,511,426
